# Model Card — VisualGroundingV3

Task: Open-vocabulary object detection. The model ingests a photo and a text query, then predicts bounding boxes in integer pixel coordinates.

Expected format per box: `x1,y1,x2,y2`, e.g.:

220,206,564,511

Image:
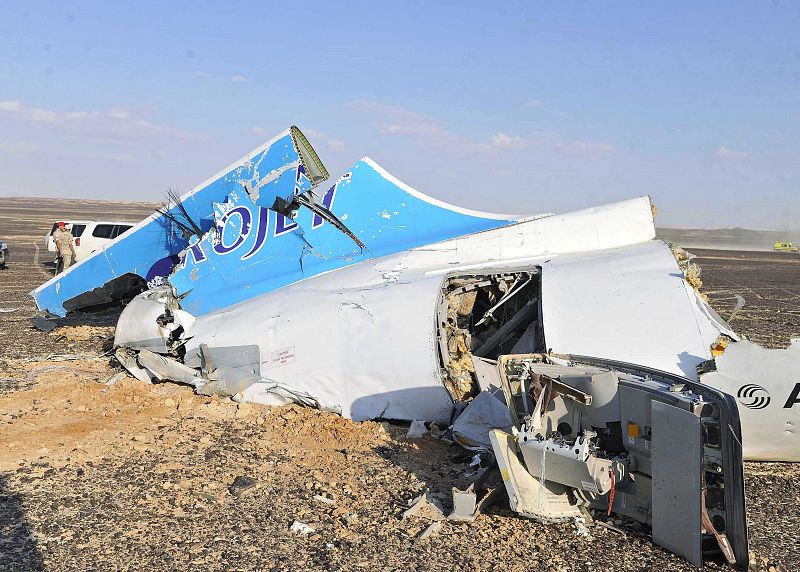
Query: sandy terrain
0,199,797,571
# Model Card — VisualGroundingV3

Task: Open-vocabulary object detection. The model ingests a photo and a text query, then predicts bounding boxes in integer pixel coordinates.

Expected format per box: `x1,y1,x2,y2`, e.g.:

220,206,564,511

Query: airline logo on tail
181,173,348,269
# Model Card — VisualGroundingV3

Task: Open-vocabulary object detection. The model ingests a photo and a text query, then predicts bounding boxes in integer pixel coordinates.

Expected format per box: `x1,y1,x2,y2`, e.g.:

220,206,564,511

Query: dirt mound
0,359,391,473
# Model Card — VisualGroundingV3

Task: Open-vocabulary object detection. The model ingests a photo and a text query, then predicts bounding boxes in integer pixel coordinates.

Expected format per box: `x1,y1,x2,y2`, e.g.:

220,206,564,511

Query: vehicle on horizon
44,220,137,263
773,241,799,253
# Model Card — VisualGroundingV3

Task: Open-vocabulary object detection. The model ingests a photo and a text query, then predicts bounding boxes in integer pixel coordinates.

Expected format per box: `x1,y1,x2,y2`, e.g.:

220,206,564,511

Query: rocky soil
1,362,796,572
691,249,800,349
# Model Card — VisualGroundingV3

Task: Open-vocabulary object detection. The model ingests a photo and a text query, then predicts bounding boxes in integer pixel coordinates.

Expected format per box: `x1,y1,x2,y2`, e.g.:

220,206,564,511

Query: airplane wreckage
30,126,800,567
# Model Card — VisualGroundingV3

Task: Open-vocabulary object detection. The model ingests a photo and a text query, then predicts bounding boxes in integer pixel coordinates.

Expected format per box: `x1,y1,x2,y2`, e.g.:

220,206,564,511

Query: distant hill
3,196,797,253
657,227,800,251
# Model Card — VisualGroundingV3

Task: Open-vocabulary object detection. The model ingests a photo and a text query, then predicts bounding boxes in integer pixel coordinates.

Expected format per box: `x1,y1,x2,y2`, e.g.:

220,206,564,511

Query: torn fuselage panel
113,286,191,353
437,271,544,401
699,338,800,461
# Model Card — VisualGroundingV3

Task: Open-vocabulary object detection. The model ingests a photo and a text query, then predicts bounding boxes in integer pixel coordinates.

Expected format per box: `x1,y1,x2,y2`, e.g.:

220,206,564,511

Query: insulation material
684,263,703,292
443,288,478,400
671,245,704,294
445,332,476,400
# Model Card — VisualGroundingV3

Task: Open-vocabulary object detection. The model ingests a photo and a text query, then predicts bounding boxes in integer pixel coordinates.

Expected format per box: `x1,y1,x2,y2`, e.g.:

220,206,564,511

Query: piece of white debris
313,494,336,505
104,372,128,386
574,516,591,538
418,521,443,540
406,420,428,439
402,490,445,522
290,520,315,534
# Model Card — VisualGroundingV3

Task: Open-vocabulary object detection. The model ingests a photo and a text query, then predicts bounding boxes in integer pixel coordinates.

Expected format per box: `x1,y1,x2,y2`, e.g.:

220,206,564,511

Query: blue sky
1,1,798,228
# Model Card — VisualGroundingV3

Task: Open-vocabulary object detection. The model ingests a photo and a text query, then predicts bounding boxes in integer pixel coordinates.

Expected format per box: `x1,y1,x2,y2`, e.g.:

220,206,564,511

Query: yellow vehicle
773,241,799,253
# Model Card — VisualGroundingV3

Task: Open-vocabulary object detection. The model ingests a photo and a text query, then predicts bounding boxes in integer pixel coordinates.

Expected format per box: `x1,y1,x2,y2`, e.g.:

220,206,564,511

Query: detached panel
651,400,702,566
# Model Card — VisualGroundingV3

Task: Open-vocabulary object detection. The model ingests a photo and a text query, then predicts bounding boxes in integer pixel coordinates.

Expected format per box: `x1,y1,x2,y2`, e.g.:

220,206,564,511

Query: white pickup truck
45,220,136,262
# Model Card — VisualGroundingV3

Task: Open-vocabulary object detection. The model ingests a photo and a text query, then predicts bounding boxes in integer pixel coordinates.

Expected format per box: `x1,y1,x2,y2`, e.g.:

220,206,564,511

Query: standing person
53,222,76,274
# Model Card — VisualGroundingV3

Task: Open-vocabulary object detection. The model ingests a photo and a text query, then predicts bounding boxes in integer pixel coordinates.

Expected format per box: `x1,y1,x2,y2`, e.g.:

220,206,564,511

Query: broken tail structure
169,156,521,316
32,129,521,319
30,126,328,317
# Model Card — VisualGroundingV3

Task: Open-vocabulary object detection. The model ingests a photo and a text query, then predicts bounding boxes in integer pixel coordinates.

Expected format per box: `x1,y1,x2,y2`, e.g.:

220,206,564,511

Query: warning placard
264,346,296,369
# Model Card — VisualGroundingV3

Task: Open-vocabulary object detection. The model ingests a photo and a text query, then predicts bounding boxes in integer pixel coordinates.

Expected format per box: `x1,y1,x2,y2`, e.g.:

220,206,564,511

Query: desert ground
0,199,798,571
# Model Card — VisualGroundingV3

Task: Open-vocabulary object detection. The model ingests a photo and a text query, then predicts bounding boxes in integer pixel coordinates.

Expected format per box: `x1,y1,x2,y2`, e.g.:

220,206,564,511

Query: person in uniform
53,222,76,274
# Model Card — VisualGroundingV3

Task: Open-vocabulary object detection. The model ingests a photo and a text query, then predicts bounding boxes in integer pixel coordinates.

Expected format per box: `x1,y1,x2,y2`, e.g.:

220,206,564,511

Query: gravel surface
691,249,800,349
0,200,797,571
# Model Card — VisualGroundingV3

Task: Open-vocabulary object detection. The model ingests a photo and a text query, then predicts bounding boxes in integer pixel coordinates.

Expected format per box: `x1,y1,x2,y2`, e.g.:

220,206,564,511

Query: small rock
406,420,427,439
229,475,257,497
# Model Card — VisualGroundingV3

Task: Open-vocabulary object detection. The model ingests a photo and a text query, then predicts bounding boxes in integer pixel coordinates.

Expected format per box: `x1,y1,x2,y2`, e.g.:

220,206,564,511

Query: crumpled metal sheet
451,391,515,450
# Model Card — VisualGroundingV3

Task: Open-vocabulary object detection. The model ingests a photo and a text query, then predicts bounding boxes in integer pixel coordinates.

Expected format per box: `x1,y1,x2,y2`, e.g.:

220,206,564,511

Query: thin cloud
0,100,200,142
251,125,347,151
490,132,528,151
352,99,619,160
0,101,22,113
555,140,617,158
304,128,346,152
526,99,545,108
351,99,530,154
0,141,39,153
231,75,248,83
716,145,748,160
327,139,346,151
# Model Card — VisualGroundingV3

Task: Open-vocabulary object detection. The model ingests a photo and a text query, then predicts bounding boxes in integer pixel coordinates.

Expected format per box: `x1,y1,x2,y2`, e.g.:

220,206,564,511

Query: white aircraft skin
123,195,797,461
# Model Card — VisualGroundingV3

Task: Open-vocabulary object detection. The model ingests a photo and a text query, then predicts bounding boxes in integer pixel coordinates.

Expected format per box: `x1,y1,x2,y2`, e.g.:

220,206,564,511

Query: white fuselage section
124,195,798,461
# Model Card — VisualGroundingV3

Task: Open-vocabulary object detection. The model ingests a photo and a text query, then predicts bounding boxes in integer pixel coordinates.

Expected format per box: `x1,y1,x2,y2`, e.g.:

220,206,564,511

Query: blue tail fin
170,157,519,315
31,127,325,316
33,131,520,318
